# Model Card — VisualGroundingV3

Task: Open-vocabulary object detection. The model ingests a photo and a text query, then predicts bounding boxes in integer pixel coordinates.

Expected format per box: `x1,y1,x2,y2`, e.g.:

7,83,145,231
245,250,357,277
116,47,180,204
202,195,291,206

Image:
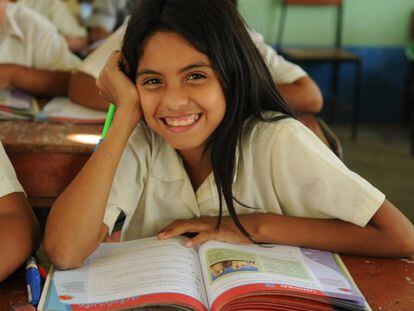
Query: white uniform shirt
18,0,87,38
0,142,24,198
103,114,385,241
78,25,307,85
0,3,81,71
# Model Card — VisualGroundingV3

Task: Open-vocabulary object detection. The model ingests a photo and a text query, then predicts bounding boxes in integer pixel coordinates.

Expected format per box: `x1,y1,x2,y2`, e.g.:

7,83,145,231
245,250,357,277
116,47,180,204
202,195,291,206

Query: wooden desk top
1,255,413,310
0,120,102,154
1,121,102,208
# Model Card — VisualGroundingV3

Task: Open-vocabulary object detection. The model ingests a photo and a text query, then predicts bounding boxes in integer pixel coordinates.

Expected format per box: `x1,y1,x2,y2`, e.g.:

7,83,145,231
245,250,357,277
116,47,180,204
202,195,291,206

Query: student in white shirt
45,0,414,270
69,22,322,114
12,0,88,52
85,0,135,44
0,0,81,96
0,141,40,282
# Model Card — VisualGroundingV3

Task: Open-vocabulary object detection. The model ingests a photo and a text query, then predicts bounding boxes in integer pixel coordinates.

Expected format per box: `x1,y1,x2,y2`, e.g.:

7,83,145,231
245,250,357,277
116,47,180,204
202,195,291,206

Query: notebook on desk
37,97,107,124
38,237,371,311
0,90,39,120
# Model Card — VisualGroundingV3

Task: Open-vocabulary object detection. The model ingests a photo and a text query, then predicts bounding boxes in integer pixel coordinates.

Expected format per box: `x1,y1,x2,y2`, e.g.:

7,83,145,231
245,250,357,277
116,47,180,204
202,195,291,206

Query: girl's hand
157,214,264,247
96,51,142,124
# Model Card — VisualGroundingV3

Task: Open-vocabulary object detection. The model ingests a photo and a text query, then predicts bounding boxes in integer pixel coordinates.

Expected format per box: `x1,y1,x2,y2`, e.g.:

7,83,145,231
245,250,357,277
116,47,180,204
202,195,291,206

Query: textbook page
53,237,208,308
37,97,106,123
197,241,366,309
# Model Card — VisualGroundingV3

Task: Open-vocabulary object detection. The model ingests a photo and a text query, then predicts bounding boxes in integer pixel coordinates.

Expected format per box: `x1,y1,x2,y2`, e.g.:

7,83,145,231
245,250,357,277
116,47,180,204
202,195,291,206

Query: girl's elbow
398,234,414,257
386,227,414,258
44,240,84,270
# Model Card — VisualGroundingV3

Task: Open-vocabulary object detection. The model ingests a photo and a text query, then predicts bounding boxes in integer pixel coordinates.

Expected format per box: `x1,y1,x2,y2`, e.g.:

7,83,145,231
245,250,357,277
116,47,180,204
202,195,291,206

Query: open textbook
37,97,107,124
38,237,370,311
0,92,106,123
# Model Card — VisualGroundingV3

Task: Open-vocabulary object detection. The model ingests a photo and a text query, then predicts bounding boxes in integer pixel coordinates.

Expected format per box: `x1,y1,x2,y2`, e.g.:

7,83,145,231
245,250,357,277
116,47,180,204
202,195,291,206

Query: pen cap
25,257,41,306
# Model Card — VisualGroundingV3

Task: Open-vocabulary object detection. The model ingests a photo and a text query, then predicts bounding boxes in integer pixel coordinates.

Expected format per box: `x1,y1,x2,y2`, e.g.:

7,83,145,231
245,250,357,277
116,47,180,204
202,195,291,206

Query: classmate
69,21,322,114
11,0,88,52
85,0,135,44
0,0,81,96
45,0,414,270
0,141,40,282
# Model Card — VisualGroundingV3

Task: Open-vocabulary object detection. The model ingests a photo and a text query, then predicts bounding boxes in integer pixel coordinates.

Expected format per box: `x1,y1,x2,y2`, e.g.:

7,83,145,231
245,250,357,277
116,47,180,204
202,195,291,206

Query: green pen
95,103,116,150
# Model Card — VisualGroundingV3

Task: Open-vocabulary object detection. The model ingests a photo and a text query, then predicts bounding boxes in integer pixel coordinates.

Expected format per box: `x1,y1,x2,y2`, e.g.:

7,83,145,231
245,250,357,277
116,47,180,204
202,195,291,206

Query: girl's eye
188,73,206,81
143,78,161,85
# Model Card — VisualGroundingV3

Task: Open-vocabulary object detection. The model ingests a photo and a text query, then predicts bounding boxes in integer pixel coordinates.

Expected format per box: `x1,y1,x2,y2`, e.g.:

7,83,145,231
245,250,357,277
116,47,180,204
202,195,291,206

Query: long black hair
122,0,294,242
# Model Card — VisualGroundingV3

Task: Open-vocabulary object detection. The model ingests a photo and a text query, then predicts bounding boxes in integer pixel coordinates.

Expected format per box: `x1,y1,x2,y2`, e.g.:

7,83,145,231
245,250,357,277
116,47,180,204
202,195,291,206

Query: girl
44,0,414,269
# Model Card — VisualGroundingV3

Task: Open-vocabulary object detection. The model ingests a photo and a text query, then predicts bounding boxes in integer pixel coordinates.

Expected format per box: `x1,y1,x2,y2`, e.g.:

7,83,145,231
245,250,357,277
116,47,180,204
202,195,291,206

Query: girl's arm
159,199,414,258
0,192,41,282
44,51,141,270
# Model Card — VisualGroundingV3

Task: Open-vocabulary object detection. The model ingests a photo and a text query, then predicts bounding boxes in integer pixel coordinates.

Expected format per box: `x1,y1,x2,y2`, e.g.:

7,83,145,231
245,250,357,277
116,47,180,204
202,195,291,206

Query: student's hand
0,64,17,90
157,214,264,247
96,50,142,124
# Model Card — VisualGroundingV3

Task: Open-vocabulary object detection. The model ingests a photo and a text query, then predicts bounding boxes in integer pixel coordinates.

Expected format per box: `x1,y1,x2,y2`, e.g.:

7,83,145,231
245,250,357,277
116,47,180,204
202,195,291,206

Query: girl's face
136,32,226,154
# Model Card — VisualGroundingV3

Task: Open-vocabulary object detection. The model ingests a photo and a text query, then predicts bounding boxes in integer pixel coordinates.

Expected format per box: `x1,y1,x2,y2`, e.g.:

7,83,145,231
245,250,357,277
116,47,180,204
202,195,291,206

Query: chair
276,0,362,140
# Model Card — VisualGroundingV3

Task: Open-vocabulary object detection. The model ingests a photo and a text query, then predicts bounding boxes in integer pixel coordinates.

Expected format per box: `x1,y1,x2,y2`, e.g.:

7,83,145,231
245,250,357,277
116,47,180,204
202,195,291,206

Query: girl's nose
163,85,189,111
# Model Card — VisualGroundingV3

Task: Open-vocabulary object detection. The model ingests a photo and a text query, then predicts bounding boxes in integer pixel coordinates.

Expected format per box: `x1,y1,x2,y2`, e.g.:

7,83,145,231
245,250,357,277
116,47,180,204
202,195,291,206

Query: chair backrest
277,0,344,48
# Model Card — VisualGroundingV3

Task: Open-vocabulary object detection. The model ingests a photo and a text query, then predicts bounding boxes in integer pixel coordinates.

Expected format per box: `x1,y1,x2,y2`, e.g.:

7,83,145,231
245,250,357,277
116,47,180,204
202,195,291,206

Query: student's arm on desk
68,71,109,111
0,192,40,282
44,51,141,270
161,200,414,258
0,64,71,97
278,76,323,114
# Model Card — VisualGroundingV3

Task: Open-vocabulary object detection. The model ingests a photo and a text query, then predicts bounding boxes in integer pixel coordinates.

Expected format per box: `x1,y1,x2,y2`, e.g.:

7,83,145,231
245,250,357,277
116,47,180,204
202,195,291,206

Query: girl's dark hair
122,0,294,242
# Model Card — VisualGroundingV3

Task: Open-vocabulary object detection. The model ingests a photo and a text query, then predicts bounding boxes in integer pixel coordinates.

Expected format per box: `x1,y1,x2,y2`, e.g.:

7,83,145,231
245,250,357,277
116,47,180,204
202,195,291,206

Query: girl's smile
161,112,202,133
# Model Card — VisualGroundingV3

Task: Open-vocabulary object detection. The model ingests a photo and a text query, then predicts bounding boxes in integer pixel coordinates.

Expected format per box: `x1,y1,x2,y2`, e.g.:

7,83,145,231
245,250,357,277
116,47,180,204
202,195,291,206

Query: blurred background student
0,0,80,96
10,0,88,53
0,141,40,283
84,0,135,44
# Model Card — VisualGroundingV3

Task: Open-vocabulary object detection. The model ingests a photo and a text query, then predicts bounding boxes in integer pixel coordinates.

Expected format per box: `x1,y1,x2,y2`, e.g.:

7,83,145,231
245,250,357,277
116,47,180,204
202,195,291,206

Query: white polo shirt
78,25,307,85
103,113,384,241
84,0,134,32
0,142,24,198
0,3,81,71
18,0,87,38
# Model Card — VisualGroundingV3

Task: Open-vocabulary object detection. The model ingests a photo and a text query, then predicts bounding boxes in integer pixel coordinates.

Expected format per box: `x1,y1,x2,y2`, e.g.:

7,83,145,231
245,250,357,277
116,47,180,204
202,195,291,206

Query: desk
1,255,413,310
0,121,102,208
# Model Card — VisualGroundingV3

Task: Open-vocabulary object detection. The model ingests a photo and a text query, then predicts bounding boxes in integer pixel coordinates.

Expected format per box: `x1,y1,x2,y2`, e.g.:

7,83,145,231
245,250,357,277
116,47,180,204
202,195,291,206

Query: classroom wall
238,0,414,123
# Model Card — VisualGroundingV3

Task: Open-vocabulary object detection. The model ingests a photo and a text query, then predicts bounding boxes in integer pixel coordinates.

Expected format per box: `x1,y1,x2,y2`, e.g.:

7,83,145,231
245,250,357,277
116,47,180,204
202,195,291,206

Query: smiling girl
44,0,414,269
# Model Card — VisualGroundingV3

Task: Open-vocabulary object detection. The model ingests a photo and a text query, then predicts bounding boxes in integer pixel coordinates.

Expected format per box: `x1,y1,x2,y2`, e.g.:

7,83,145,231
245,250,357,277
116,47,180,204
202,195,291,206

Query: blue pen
25,256,41,306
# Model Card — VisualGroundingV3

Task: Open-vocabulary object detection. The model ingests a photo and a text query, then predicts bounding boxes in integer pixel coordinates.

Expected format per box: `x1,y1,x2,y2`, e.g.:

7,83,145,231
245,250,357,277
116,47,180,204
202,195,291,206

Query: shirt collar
150,139,186,183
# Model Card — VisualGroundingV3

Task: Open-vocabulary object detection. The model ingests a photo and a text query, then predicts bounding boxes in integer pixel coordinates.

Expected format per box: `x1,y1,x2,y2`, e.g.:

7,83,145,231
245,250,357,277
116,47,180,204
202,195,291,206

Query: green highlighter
95,103,116,150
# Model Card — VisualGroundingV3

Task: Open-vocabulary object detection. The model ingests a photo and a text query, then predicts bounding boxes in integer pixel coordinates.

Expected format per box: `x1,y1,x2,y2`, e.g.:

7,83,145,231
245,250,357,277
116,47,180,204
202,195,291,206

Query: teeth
164,114,200,127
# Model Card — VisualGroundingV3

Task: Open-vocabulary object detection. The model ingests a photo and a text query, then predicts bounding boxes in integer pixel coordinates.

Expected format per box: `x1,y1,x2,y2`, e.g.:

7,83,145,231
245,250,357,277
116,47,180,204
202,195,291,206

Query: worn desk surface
0,120,102,208
1,255,413,310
